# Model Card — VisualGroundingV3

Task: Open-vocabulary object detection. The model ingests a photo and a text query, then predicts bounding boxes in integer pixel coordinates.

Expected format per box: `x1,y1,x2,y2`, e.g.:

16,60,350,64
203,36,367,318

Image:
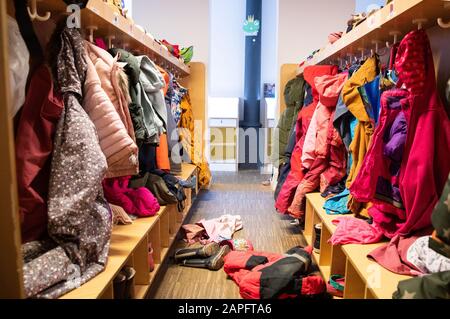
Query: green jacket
272,76,305,167
393,271,450,299
430,172,450,259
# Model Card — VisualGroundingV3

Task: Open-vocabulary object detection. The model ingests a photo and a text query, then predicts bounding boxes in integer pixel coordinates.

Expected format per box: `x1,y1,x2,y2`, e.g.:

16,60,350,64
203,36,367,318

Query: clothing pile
175,216,251,271
11,2,210,298
273,29,450,297
182,215,243,244
224,246,327,299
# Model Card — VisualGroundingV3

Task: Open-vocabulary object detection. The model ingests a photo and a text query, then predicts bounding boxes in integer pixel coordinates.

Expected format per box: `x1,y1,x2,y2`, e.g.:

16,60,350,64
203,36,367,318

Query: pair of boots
174,243,230,271
113,266,136,299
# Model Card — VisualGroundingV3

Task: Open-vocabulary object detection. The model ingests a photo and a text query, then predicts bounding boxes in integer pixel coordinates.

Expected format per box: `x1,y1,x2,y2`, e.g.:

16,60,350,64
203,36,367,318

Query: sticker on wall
243,15,260,36
264,83,276,98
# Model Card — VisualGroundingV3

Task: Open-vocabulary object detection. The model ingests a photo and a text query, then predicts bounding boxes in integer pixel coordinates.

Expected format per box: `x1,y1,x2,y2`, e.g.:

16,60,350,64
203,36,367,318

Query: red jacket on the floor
275,65,338,214
223,247,326,299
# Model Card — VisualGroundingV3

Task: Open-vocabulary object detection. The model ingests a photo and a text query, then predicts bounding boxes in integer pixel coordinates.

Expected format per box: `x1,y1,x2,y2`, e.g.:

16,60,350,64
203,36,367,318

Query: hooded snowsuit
275,65,338,214
288,73,348,218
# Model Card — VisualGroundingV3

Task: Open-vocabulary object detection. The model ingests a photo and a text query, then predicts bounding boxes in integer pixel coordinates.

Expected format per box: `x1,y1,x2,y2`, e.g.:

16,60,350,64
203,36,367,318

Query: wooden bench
60,163,198,299
304,193,411,299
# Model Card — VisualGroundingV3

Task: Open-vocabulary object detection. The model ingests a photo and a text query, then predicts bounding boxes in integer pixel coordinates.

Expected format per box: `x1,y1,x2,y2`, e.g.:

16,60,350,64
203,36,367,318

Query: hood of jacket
342,56,378,123
136,55,165,94
315,73,348,108
284,76,305,110
395,30,438,109
303,65,339,105
136,55,168,129
85,40,113,67
109,48,140,85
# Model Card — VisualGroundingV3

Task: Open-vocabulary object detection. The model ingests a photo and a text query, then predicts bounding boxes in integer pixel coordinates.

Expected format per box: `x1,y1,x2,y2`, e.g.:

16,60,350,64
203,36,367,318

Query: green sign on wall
243,15,260,36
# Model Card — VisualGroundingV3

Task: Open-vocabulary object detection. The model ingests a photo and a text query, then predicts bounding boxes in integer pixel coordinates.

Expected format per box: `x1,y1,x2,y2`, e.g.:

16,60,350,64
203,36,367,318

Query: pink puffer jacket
84,41,135,138
301,73,348,170
83,54,138,178
288,73,348,218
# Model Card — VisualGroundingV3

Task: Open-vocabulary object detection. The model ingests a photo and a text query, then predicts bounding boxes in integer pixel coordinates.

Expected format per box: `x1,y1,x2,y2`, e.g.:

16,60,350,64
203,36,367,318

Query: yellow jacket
180,93,212,189
342,57,378,216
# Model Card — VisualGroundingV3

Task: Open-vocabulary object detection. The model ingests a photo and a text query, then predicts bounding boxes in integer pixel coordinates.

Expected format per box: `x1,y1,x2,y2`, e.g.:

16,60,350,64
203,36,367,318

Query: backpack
129,173,178,207
152,169,186,212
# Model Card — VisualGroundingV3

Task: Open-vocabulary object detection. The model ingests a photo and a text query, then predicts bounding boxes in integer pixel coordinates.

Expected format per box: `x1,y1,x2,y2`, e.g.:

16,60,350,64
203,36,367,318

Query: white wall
261,0,278,91
132,0,210,64
209,0,279,98
277,0,355,69
355,0,385,13
123,0,133,18
209,0,246,97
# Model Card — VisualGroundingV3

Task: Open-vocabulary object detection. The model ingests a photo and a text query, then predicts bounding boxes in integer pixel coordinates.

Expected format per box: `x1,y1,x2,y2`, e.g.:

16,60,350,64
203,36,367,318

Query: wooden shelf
60,164,199,299
148,263,162,286
176,163,198,181
297,0,450,74
61,214,161,299
0,0,206,298
40,0,190,77
342,244,411,299
135,285,149,299
311,250,331,282
160,247,169,261
304,234,313,246
304,193,412,299
306,193,337,233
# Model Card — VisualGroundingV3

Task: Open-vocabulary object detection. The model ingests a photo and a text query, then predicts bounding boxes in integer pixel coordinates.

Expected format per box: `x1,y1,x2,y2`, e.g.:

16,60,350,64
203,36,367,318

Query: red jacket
15,65,64,243
224,247,325,299
275,65,338,214
288,73,348,217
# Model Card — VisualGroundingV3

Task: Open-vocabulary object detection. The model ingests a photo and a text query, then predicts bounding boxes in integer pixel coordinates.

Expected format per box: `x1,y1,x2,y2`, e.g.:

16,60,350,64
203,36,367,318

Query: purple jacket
350,89,409,236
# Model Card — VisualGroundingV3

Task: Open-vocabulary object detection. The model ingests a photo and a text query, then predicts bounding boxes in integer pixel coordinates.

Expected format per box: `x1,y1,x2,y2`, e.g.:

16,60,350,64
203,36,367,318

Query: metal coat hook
358,48,365,60
86,26,98,43
27,0,51,22
437,1,450,28
347,53,353,65
371,40,381,55
386,31,401,48
106,35,116,49
412,18,428,30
